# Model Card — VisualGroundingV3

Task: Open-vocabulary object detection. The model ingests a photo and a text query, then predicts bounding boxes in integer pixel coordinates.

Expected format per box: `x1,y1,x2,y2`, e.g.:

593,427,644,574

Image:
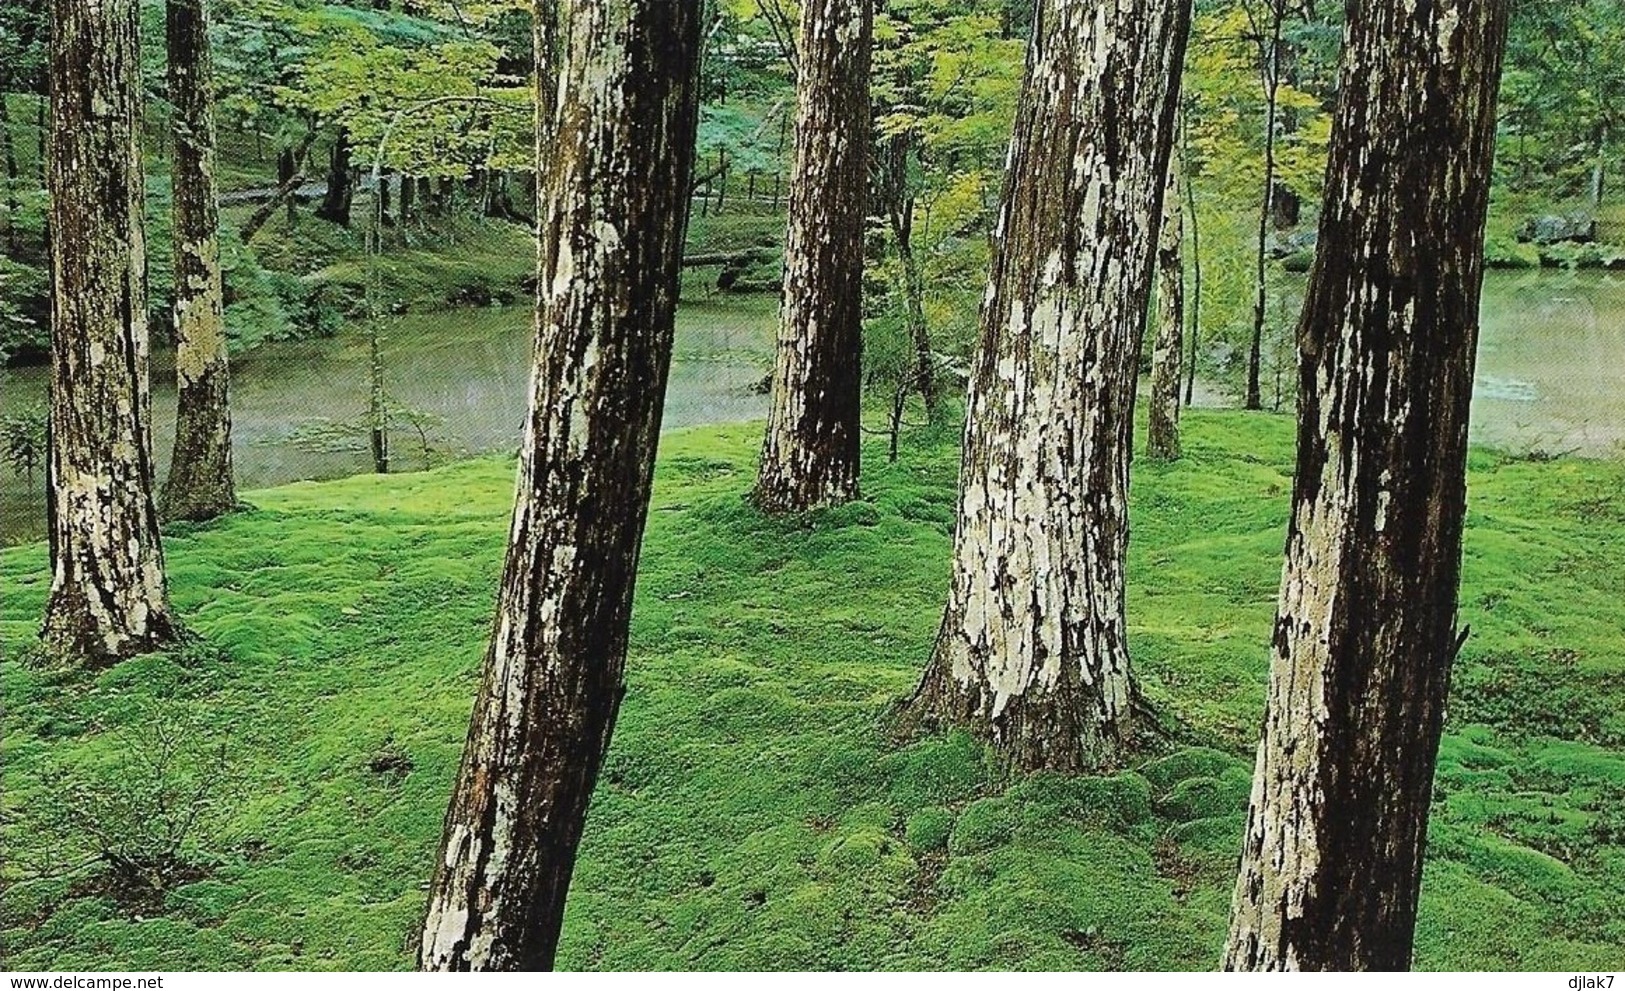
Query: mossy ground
2,412,1622,970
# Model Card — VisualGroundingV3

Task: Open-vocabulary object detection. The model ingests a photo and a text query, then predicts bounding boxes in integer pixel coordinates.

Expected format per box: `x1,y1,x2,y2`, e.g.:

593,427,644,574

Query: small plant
2,401,47,483
36,706,235,908
283,398,457,471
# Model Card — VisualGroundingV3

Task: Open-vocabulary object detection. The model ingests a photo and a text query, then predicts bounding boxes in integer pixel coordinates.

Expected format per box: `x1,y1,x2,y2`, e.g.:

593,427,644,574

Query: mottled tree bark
753,0,872,513
160,0,237,523
1147,129,1185,462
1225,0,1510,971
42,0,176,666
417,0,700,972
900,0,1191,772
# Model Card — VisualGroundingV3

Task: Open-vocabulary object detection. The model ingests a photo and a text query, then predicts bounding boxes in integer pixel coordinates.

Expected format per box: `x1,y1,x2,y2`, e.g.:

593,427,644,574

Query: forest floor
2,412,1622,970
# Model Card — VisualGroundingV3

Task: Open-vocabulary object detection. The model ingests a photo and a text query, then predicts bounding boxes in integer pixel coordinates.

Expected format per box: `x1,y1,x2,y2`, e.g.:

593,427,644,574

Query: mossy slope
2,412,1621,970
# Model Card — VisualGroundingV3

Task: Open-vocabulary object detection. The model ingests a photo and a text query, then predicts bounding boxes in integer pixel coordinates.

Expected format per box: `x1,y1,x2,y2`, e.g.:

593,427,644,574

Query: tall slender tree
1148,126,1186,463
1242,0,1291,411
417,0,702,971
1225,0,1510,971
900,0,1191,772
41,0,176,666
161,0,237,522
753,0,873,513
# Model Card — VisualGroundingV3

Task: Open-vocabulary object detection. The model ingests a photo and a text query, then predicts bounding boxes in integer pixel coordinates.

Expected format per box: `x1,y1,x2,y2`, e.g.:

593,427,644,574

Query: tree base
895,638,1140,774
40,607,178,670
749,472,859,516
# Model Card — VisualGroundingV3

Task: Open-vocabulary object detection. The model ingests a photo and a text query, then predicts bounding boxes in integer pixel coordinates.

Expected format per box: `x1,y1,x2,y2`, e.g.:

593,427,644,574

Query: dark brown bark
417,0,701,971
160,0,237,523
264,135,313,231
1225,0,1510,971
1270,180,1301,229
398,172,415,224
42,0,176,666
1147,129,1184,462
316,127,352,226
753,0,872,514
900,0,1191,772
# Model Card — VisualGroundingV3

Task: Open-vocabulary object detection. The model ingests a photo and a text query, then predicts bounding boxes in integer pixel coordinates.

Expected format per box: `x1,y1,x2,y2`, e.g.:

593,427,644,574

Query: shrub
35,706,235,905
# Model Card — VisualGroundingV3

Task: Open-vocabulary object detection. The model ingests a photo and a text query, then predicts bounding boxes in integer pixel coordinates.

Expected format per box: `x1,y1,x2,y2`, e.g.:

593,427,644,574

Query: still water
1,270,1620,546
0,296,779,545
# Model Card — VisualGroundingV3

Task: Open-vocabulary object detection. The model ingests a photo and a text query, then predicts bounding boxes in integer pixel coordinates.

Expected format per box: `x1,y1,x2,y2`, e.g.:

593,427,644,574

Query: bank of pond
1,268,1622,546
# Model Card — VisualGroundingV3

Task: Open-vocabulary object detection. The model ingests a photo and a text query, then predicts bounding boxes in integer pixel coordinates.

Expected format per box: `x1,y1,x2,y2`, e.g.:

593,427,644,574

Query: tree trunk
399,172,415,224
714,148,727,213
277,144,298,225
879,129,940,421
1147,128,1184,462
899,0,1191,772
436,175,454,217
753,0,872,514
1183,117,1202,409
1591,122,1607,211
379,171,393,224
316,127,353,226
43,0,176,666
1270,180,1301,229
417,0,701,971
873,47,937,427
1246,11,1283,412
160,0,237,523
894,212,938,417
1224,0,1510,971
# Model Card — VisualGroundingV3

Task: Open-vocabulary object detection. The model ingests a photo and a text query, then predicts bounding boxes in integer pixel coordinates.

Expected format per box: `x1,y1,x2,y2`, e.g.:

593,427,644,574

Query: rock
1517,213,1597,246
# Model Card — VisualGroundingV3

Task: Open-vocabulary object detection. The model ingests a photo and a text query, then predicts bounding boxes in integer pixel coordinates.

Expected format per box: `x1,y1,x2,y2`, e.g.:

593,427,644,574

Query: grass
2,412,1622,970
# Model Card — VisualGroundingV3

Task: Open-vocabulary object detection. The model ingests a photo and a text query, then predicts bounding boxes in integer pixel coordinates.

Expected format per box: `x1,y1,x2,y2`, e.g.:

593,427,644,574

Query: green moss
950,798,1017,856
1140,747,1246,794
905,806,955,853
2,412,1622,969
880,731,995,809
1008,772,1155,834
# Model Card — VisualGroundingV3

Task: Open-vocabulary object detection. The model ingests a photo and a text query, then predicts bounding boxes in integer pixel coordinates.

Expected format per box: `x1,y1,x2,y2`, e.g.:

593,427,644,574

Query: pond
1,269,1621,547
0,294,780,546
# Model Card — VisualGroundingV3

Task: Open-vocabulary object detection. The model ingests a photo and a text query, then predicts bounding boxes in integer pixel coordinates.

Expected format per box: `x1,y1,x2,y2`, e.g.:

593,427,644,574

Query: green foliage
1497,0,1625,204
301,218,535,314
0,400,44,483
2,414,1622,969
0,253,47,362
143,179,297,352
949,798,1017,856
